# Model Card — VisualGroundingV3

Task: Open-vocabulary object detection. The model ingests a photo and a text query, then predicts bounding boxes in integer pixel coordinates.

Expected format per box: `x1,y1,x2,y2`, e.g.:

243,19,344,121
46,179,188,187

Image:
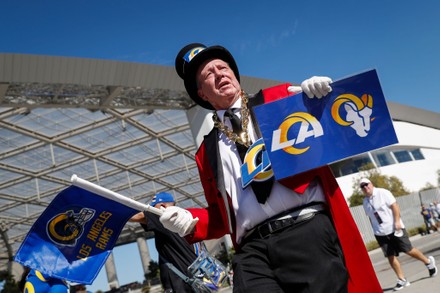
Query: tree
146,260,160,281
214,243,234,267
420,182,436,191
348,164,410,207
0,270,20,293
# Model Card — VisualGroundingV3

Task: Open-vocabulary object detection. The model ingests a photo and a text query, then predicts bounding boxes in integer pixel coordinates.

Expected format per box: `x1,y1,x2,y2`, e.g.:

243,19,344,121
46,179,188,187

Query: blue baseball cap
150,192,175,206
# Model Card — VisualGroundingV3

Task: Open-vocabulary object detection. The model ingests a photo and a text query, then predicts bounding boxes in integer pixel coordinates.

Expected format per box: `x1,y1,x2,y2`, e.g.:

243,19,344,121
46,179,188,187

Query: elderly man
160,43,381,292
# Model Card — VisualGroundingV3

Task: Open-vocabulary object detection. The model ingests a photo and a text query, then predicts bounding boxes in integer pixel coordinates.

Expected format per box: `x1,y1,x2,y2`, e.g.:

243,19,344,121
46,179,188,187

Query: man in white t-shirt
361,178,437,291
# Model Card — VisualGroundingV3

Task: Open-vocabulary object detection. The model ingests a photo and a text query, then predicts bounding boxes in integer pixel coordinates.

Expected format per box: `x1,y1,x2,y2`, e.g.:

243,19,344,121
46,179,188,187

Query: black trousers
232,213,348,293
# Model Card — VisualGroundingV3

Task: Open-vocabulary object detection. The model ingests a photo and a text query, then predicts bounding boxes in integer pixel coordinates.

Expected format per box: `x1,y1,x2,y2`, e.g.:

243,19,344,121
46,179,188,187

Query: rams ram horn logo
331,93,374,137
46,208,95,246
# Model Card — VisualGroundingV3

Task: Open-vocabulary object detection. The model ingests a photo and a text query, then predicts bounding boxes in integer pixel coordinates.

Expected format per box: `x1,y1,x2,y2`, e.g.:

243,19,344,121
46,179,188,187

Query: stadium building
1,54,439,290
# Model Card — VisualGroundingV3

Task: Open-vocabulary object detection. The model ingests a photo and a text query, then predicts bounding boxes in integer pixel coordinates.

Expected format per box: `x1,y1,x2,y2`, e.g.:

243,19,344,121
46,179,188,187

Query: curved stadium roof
0,53,285,273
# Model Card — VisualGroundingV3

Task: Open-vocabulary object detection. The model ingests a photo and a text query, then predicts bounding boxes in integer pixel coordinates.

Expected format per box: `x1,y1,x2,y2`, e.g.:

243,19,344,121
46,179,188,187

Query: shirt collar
216,98,242,122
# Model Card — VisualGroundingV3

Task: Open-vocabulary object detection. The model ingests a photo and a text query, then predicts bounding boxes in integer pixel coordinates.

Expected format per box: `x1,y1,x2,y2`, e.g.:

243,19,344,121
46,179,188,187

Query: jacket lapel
204,127,227,197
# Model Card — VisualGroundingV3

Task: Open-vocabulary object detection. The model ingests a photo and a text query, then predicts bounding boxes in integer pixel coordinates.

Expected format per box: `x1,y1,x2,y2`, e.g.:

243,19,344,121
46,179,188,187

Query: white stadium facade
332,102,440,197
1,53,439,289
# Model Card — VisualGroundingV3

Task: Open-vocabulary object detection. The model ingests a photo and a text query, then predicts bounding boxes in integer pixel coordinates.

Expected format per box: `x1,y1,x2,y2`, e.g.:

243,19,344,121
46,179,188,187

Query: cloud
235,19,299,55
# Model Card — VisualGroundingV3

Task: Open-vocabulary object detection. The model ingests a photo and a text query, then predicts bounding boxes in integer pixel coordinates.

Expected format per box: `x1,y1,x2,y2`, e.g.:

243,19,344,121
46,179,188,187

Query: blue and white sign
254,69,398,180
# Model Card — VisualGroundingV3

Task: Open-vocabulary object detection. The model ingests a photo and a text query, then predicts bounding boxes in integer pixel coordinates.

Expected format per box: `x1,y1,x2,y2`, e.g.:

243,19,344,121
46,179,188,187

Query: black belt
244,203,326,241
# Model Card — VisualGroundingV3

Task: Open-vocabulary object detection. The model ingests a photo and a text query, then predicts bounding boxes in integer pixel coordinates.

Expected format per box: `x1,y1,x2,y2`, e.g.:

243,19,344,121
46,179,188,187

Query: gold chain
212,90,251,147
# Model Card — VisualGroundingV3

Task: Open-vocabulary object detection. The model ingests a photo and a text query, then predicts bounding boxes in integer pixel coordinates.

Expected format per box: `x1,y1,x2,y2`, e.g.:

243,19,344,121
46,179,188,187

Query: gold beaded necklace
212,90,251,147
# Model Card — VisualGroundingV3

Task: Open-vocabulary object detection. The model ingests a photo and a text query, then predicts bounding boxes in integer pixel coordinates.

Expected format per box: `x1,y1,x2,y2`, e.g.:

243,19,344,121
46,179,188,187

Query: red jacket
186,84,382,292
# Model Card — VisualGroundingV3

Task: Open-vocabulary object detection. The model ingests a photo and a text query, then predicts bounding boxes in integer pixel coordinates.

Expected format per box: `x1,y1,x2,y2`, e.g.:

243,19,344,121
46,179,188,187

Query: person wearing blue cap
149,192,176,207
129,192,197,293
158,43,382,292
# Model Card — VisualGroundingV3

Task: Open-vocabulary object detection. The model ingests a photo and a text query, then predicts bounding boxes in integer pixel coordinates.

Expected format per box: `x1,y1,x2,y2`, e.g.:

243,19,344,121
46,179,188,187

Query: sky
1,0,439,291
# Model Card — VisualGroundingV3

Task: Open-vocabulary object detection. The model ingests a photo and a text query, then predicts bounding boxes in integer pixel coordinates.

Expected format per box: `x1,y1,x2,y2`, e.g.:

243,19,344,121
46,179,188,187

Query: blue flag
14,185,138,284
253,69,398,181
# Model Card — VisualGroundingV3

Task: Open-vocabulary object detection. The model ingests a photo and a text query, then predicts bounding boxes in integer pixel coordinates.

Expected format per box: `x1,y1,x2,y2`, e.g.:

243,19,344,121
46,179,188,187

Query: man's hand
288,76,333,99
301,76,332,99
159,206,196,237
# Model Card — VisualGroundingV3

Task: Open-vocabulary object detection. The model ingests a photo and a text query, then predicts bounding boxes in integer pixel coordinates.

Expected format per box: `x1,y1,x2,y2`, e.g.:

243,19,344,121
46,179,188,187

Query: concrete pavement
368,232,440,292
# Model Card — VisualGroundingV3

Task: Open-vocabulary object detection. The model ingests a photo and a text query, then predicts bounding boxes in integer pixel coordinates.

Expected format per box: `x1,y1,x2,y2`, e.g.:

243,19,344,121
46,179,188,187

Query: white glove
295,76,333,99
159,206,195,237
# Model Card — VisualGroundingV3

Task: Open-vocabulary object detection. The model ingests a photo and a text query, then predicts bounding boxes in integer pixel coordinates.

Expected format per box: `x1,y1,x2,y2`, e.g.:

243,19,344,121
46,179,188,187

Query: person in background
429,202,440,226
420,203,438,233
360,178,437,291
158,43,381,292
129,192,197,293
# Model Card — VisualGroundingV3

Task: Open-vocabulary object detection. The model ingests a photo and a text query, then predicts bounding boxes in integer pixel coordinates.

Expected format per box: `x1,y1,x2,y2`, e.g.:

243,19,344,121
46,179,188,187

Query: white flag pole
71,174,163,216
70,174,200,233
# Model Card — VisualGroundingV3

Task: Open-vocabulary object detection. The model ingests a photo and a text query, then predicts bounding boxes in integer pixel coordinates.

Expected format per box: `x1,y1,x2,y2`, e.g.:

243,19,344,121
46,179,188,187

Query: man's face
196,59,241,110
360,182,373,196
